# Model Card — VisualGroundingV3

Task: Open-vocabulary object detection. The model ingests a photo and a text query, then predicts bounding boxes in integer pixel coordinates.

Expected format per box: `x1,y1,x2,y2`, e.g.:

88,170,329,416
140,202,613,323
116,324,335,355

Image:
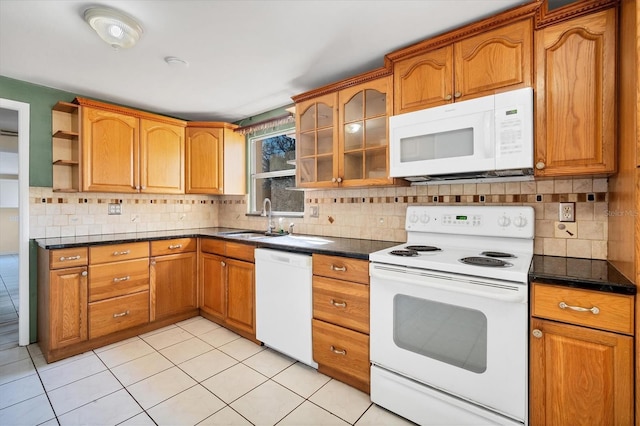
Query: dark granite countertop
529,255,636,296
35,228,399,260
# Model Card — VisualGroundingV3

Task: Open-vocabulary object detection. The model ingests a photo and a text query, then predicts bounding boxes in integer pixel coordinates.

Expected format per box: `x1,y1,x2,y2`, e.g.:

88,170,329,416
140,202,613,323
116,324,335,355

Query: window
249,128,304,215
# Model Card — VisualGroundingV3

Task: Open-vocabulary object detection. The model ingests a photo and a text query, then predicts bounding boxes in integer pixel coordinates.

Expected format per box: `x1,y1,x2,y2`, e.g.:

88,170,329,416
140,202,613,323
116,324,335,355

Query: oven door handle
370,264,526,303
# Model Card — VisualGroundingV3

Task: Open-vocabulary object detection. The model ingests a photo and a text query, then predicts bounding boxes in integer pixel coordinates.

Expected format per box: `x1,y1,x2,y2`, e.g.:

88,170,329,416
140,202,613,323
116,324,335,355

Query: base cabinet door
199,252,226,322
225,258,255,335
151,252,197,321
49,267,88,349
530,318,633,425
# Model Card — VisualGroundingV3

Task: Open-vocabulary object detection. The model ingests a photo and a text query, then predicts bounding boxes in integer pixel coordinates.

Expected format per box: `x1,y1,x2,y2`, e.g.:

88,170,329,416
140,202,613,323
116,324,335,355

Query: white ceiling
0,0,526,124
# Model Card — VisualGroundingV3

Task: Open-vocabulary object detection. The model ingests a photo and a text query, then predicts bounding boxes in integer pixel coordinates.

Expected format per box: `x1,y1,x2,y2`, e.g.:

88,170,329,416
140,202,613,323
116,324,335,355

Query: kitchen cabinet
530,283,634,425
150,238,198,321
534,8,616,176
51,101,80,192
199,239,256,340
311,254,370,393
392,19,532,114
88,242,150,339
296,76,398,188
37,247,88,359
185,122,246,195
78,98,186,193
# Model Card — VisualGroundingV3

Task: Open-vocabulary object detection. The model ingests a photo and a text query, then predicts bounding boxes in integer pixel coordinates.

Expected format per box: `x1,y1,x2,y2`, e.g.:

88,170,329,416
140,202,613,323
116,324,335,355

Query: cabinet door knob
535,161,546,170
221,261,226,267
81,270,88,277
331,177,337,183
444,94,452,101
337,177,343,183
454,91,462,98
532,329,543,338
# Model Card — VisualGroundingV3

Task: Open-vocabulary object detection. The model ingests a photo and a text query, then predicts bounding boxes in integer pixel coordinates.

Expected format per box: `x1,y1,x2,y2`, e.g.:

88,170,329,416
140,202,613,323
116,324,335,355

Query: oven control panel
405,206,534,238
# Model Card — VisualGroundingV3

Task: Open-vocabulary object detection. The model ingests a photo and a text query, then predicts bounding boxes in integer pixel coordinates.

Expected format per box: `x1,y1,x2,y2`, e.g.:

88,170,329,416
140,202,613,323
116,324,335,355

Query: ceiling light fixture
83,7,143,50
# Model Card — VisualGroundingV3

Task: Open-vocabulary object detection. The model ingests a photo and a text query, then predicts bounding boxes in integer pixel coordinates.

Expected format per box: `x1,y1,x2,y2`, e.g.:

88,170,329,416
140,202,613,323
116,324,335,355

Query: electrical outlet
108,203,122,215
309,205,319,218
559,202,575,222
554,221,577,239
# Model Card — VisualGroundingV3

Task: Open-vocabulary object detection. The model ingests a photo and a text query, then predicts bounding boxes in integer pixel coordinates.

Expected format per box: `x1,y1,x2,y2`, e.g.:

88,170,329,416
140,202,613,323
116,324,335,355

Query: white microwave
389,87,534,182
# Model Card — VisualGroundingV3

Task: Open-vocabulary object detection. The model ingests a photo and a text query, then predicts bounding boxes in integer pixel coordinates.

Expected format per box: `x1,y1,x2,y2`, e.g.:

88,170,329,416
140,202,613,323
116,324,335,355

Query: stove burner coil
390,249,419,257
459,256,513,267
480,251,516,258
405,245,441,252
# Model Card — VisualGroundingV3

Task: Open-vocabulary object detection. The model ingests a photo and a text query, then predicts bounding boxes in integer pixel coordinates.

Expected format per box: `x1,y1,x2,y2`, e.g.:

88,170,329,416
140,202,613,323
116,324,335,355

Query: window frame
248,127,303,217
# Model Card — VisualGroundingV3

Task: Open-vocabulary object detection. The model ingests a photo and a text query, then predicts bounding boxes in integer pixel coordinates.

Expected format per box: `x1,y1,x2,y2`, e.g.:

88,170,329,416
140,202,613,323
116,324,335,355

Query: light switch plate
309,205,319,218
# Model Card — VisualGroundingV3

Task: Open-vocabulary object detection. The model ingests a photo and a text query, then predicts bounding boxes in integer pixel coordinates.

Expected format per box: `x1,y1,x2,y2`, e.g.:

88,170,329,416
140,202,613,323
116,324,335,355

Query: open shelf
53,159,79,166
52,100,80,192
53,130,79,139
53,188,79,193
52,101,78,114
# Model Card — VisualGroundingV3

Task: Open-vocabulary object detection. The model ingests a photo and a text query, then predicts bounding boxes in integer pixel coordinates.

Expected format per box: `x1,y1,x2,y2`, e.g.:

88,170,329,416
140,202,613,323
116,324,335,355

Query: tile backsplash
30,176,609,259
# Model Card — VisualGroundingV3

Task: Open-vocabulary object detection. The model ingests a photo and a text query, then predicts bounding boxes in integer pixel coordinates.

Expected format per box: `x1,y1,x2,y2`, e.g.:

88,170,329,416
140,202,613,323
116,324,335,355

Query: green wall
0,76,77,187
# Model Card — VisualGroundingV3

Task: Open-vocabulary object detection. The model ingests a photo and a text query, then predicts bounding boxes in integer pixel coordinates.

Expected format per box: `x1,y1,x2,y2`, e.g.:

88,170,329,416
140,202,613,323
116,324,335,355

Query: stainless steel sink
221,231,287,240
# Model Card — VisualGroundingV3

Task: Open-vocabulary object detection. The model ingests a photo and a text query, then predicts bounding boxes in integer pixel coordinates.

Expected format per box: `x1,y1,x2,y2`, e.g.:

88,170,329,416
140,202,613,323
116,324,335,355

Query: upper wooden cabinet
392,19,533,114
296,75,398,188
534,8,616,176
77,98,186,193
185,122,246,195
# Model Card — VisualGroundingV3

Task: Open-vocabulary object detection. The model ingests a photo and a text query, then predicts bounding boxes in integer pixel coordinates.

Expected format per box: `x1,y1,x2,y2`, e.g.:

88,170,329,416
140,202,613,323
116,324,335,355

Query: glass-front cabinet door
338,76,393,186
296,93,339,188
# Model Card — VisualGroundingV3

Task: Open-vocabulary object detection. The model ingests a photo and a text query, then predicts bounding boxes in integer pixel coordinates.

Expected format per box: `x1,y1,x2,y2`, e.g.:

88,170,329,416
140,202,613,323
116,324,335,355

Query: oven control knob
497,215,511,227
409,213,419,224
513,215,527,228
419,214,430,223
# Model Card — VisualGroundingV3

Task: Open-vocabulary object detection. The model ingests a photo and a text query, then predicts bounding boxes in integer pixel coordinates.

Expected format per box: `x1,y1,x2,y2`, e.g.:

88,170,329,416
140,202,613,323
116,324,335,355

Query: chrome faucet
262,198,274,234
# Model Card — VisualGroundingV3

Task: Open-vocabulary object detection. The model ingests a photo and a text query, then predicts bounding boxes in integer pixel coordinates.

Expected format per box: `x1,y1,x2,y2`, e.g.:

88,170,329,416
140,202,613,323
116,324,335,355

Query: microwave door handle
484,113,494,158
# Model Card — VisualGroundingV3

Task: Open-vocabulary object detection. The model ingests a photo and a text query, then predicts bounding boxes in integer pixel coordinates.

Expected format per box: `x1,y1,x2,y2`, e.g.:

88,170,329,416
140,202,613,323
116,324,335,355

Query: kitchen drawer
89,291,149,339
151,238,196,256
200,238,226,255
50,247,88,269
312,254,369,284
226,241,254,262
312,319,370,388
88,258,150,302
313,276,369,334
532,283,634,335
90,242,149,264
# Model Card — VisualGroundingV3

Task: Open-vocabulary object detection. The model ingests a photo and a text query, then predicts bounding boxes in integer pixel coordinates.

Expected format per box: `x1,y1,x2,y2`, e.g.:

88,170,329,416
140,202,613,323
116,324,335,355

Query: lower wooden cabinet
530,283,634,425
150,239,198,321
37,247,89,357
199,239,256,340
89,291,150,339
311,254,370,393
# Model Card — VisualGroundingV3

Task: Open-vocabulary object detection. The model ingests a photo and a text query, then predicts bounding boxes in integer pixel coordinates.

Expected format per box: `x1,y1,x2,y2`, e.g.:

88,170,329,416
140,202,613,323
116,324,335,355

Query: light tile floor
0,254,19,351
0,316,415,425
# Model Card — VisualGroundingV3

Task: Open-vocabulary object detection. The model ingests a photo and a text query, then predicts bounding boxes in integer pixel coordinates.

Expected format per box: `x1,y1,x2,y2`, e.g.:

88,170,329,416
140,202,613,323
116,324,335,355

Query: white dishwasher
254,248,317,368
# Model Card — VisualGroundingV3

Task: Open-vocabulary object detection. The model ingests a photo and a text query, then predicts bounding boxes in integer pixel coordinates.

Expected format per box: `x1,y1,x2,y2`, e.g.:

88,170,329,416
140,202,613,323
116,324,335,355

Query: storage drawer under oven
312,319,369,386
89,291,149,339
313,276,369,334
89,258,149,302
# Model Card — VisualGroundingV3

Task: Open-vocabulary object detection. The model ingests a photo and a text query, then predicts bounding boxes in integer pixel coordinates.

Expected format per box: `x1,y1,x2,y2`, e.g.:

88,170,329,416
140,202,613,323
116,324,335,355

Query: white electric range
369,205,534,426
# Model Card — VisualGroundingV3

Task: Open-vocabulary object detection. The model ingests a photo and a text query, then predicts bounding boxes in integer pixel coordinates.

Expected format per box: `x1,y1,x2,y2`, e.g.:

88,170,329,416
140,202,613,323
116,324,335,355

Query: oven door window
393,294,487,373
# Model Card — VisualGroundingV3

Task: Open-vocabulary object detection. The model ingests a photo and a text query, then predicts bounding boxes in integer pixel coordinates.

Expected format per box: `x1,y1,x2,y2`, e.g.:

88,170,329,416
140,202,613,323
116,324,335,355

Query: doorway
0,99,30,347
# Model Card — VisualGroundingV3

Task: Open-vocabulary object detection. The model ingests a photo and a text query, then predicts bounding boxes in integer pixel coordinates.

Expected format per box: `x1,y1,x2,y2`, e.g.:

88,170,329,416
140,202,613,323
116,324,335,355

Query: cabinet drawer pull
330,265,346,272
113,310,130,318
113,250,131,256
330,299,347,308
330,345,347,355
168,244,183,249
113,276,130,283
59,255,81,262
558,301,600,315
